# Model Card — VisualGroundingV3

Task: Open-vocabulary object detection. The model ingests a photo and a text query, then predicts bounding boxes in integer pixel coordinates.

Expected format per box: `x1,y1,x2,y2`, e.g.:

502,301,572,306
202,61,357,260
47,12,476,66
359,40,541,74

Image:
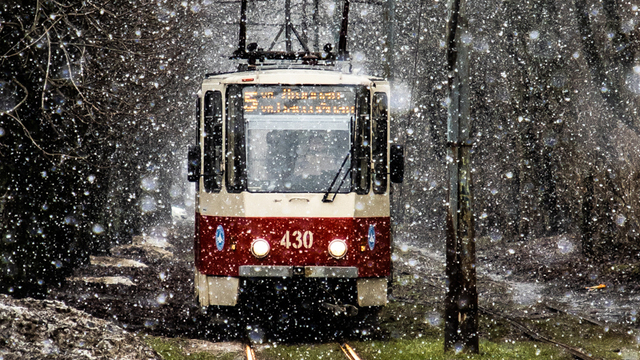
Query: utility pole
301,0,309,47
444,0,478,354
382,0,395,80
285,0,292,52
337,0,350,60
313,0,319,51
236,0,247,55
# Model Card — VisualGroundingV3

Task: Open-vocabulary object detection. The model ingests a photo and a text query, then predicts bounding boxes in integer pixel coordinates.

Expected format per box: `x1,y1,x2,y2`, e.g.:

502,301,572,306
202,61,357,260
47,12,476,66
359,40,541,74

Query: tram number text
280,230,314,249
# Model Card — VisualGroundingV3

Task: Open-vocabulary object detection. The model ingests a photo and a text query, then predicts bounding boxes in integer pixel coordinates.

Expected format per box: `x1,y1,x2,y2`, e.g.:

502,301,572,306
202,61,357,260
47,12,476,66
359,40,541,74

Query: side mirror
390,144,404,183
187,145,200,182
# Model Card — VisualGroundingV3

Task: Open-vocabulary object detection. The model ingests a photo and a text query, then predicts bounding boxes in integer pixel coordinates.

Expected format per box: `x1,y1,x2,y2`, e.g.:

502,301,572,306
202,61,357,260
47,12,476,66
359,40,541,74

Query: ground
0,294,160,359
3,223,639,359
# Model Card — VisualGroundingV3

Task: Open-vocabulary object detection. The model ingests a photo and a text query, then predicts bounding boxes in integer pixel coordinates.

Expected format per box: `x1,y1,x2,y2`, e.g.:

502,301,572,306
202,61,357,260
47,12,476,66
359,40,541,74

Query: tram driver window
243,85,354,193
246,129,350,193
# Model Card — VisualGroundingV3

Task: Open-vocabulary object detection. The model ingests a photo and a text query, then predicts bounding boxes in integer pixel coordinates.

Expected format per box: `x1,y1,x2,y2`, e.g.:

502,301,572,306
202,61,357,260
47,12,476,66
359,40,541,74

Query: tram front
189,69,403,312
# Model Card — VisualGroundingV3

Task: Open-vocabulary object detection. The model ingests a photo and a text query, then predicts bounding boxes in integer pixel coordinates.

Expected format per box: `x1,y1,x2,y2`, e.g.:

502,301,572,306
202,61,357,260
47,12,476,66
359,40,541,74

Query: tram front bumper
238,265,358,278
196,267,387,307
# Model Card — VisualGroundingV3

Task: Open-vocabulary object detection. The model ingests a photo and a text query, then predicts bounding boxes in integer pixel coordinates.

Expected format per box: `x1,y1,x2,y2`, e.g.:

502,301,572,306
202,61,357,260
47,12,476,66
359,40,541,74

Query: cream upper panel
354,192,390,218
196,70,391,219
244,193,355,218
373,83,390,95
198,191,389,218
204,69,381,87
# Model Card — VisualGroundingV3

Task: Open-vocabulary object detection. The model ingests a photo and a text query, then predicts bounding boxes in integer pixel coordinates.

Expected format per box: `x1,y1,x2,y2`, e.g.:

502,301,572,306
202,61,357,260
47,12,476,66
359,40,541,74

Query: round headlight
251,239,270,258
328,239,347,259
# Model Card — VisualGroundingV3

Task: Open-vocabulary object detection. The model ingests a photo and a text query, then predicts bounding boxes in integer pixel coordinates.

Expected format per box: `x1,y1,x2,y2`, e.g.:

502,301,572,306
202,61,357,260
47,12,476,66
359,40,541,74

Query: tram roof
203,67,386,87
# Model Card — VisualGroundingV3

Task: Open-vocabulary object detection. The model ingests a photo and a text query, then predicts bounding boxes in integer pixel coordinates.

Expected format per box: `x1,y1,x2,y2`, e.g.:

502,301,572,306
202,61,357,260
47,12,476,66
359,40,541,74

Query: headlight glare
251,239,270,258
328,239,347,259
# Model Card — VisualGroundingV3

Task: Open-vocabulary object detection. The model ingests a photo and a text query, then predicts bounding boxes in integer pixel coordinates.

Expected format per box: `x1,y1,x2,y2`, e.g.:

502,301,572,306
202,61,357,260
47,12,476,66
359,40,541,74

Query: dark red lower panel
196,215,390,277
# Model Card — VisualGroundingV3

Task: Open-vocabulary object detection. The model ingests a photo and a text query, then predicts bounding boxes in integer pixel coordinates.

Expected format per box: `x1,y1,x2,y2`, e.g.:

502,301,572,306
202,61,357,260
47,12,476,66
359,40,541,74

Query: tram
187,0,403,320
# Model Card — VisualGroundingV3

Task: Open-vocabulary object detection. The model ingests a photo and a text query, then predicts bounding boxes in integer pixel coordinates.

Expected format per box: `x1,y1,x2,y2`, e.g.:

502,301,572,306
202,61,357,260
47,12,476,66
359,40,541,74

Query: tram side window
195,97,201,190
204,91,223,193
226,85,246,193
372,93,388,194
196,97,201,147
352,87,371,195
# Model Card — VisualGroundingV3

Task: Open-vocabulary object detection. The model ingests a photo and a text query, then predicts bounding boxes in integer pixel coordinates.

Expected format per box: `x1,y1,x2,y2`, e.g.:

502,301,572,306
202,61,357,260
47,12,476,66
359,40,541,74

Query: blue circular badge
368,225,376,250
215,225,225,251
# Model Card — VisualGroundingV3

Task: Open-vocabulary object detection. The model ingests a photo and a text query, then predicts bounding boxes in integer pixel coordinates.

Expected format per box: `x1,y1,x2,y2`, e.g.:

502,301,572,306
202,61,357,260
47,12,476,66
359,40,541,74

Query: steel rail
244,342,363,360
245,344,257,360
340,343,362,360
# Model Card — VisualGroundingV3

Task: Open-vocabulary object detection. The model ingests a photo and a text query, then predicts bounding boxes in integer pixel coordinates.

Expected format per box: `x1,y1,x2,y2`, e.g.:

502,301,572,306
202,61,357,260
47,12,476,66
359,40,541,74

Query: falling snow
1,0,640,357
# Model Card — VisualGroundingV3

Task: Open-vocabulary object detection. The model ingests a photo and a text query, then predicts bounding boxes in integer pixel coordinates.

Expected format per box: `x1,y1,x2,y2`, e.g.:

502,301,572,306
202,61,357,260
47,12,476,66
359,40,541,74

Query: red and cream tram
187,0,403,324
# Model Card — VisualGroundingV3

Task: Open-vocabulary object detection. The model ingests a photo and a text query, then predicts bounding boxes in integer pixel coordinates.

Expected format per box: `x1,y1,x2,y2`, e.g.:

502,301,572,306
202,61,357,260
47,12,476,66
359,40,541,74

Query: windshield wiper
322,152,350,203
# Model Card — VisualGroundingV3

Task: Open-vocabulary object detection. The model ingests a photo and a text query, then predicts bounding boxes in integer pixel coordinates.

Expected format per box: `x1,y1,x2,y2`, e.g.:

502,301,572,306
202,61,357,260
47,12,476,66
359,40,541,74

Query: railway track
244,343,363,360
245,345,257,360
340,343,363,360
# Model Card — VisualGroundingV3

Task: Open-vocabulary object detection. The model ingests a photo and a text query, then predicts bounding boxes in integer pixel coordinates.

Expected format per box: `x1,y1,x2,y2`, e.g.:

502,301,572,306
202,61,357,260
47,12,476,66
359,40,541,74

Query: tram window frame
196,97,201,148
203,90,223,193
352,86,371,195
372,92,388,194
225,85,247,193
194,97,201,190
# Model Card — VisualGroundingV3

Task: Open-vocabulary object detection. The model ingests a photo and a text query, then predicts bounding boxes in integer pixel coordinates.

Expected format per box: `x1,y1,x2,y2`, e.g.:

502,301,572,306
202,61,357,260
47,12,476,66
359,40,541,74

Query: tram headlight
328,239,347,259
250,239,270,258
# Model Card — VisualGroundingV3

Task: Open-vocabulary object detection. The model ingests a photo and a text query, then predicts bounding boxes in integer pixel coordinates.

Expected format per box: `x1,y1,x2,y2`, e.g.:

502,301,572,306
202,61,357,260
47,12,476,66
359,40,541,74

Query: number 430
281,230,313,249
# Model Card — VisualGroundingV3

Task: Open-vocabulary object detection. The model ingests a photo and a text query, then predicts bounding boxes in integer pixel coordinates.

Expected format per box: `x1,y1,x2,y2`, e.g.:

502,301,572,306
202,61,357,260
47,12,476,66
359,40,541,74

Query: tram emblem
368,225,376,250
215,225,225,251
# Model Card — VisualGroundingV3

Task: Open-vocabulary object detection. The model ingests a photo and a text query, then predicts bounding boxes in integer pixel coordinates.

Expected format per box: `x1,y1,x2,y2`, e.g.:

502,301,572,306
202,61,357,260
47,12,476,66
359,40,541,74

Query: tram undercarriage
198,274,387,341
195,270,389,308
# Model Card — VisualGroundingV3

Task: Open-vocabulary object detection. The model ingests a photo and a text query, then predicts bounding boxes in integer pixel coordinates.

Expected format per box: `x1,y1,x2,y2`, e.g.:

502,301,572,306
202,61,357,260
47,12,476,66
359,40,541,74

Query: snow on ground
0,294,160,360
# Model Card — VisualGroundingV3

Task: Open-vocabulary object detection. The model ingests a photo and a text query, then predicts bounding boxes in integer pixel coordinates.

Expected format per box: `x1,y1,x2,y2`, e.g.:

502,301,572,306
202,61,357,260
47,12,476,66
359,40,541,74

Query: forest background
1,0,639,296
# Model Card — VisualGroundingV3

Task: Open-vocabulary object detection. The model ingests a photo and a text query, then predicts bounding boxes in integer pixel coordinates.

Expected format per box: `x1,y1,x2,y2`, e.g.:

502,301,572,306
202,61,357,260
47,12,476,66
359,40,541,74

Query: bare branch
50,42,140,55
29,0,42,33
0,79,28,117
41,31,52,110
1,79,85,160
1,18,63,58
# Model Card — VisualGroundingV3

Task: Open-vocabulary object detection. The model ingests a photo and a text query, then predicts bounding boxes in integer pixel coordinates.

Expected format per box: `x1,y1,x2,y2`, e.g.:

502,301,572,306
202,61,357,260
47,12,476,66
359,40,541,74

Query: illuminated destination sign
243,86,356,115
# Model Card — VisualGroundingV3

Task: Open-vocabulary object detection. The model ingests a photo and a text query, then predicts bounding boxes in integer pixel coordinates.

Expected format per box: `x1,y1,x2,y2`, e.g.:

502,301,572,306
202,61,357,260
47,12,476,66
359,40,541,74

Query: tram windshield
244,85,355,193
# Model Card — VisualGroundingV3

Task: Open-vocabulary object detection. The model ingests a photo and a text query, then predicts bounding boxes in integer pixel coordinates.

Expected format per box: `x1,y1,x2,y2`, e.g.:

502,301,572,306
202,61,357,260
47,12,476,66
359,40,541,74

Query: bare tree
0,0,201,295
